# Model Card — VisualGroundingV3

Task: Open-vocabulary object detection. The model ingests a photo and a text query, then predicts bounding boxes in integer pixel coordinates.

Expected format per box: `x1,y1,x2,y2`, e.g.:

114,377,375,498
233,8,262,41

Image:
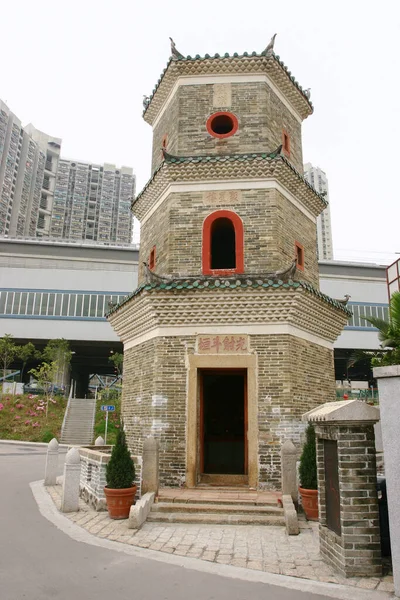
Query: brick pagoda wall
138,188,319,288
151,81,303,174
122,332,335,490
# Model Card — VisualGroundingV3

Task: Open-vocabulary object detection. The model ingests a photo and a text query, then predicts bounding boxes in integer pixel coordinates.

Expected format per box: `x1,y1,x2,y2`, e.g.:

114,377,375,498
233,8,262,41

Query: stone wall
122,333,335,490
138,188,319,288
151,81,303,174
79,446,142,510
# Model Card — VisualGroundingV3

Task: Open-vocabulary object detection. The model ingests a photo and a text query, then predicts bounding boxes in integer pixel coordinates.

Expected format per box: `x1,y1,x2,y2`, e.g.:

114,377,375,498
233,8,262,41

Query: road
0,443,361,600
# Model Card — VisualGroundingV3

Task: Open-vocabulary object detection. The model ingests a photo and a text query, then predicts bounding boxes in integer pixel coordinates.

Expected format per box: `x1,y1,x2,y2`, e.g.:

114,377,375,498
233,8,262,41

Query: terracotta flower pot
104,485,137,519
299,487,318,521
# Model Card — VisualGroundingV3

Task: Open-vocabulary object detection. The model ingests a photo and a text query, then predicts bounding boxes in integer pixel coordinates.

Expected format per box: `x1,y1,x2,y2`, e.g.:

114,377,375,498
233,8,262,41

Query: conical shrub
106,427,135,489
299,423,317,490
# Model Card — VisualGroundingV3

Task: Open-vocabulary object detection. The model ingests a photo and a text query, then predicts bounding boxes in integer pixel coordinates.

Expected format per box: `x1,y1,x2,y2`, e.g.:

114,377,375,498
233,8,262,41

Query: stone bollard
44,438,59,486
61,447,81,513
142,437,159,496
281,440,298,504
95,436,105,446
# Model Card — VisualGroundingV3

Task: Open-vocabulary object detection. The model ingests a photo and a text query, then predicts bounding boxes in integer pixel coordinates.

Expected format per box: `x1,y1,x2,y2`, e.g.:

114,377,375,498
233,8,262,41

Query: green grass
0,393,66,442
93,390,121,445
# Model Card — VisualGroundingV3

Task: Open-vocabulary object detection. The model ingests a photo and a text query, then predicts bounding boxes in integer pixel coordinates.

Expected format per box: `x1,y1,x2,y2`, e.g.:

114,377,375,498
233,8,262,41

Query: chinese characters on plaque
203,190,242,206
197,334,249,354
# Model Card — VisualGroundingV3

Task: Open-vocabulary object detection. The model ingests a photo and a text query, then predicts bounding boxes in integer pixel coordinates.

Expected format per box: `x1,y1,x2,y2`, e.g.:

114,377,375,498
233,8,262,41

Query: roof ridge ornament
263,33,277,56
169,37,185,60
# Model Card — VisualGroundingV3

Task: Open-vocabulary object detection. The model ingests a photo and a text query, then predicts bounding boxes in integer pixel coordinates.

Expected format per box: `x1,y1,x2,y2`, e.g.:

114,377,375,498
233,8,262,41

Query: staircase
60,398,96,445
148,487,285,526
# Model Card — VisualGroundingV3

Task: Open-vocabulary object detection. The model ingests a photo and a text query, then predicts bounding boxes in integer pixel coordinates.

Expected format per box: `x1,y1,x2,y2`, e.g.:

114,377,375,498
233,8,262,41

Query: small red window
206,112,239,139
149,246,156,271
282,129,290,156
295,242,304,271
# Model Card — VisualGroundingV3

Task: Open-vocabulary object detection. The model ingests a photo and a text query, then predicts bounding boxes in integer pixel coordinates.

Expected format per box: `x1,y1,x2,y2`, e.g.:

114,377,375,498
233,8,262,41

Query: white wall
320,276,387,304
0,318,119,342
0,267,137,293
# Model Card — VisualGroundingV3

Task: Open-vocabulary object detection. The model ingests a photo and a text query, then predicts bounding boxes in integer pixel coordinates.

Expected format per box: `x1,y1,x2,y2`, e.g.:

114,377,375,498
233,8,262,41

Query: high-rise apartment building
24,124,61,237
50,160,134,244
0,101,61,237
0,99,135,244
304,163,334,260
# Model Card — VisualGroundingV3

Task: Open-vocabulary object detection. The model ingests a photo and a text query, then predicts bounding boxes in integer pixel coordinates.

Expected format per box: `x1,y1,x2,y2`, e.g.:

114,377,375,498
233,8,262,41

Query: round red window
206,112,238,139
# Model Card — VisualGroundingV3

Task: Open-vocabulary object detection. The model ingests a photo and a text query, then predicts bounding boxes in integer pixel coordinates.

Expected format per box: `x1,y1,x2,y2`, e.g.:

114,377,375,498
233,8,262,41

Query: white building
304,163,334,260
0,237,390,391
0,101,61,237
0,99,135,244
50,160,135,244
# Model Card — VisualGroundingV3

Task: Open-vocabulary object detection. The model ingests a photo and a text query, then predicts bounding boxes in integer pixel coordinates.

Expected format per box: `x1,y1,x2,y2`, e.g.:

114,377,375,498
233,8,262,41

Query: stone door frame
186,353,258,488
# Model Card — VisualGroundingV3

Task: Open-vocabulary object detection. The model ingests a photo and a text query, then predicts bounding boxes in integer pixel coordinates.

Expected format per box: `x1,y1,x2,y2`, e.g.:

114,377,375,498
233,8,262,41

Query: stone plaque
324,439,341,536
203,190,242,206
213,83,232,108
197,334,249,354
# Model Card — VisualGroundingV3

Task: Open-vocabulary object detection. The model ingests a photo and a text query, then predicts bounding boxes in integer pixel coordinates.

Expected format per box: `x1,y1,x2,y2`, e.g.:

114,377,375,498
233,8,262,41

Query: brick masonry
109,51,347,494
139,188,319,288
121,334,336,490
315,424,382,578
151,82,303,174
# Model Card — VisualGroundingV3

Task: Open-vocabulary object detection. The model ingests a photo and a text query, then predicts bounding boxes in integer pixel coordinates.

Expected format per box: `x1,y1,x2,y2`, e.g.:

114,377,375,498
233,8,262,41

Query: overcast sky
1,0,399,264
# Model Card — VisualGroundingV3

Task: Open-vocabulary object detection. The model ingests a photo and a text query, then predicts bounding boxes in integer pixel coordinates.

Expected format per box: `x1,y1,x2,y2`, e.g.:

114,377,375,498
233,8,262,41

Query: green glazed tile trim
106,277,352,317
133,151,326,207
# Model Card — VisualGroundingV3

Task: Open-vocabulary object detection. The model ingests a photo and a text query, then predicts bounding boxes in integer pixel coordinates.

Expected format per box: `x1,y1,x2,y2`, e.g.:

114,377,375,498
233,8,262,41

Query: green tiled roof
106,277,352,317
132,150,327,207
143,51,312,117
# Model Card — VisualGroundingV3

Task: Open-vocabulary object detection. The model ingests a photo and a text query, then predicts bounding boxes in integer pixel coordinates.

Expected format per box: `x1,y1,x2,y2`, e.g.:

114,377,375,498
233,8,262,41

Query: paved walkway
46,484,394,594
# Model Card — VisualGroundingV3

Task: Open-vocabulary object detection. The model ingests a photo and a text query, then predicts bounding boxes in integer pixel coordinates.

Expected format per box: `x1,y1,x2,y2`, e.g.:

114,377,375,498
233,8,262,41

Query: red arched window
202,210,244,275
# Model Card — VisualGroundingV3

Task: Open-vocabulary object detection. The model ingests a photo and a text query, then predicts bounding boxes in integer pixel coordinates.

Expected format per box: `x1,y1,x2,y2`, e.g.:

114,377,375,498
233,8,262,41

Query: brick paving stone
216,555,233,564
294,566,317,579
201,551,217,561
355,578,380,589
377,581,395,592
45,487,393,591
247,560,263,571
231,558,248,568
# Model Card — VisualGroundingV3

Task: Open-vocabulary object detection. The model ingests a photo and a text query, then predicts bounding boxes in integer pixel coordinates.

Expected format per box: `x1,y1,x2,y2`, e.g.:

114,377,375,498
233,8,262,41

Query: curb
0,439,69,449
30,480,393,600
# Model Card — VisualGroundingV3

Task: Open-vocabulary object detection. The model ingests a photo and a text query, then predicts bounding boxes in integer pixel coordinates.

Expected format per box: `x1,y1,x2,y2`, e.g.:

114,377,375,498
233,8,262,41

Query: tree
364,291,400,367
17,342,41,382
348,292,400,370
109,352,123,377
29,361,58,418
42,339,72,388
0,334,19,389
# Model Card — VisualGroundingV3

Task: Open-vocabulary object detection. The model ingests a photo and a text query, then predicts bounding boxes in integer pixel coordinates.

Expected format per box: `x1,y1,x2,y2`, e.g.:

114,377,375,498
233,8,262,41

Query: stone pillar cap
373,364,400,378
302,399,380,424
65,447,81,465
48,438,59,450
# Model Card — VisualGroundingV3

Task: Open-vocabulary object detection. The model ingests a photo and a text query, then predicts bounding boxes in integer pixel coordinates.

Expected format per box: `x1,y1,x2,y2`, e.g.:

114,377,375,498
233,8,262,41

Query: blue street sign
100,405,115,412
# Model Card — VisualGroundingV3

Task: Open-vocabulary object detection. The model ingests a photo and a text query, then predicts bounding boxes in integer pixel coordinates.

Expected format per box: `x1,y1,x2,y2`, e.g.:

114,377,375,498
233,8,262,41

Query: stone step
157,495,278,507
147,512,285,526
152,502,283,515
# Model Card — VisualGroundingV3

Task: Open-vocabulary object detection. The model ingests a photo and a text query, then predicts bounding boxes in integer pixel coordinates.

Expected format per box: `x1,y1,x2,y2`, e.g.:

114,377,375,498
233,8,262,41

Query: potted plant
104,426,136,519
298,423,318,521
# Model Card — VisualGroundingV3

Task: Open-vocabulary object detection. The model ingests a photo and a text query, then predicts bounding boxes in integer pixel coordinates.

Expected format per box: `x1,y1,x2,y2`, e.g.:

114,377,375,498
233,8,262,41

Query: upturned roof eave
142,52,313,124
106,277,352,318
131,151,327,213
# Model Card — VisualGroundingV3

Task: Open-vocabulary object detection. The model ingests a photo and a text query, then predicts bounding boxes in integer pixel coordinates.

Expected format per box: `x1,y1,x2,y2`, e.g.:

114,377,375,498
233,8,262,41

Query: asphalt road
0,443,354,600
